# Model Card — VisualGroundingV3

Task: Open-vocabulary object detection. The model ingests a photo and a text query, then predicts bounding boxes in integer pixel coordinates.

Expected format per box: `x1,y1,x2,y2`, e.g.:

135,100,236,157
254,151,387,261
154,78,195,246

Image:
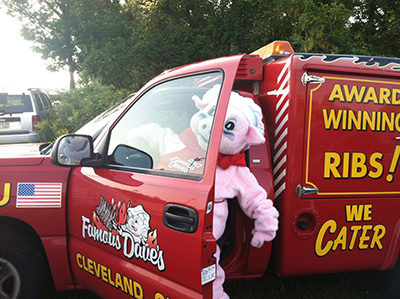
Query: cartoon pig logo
120,204,151,245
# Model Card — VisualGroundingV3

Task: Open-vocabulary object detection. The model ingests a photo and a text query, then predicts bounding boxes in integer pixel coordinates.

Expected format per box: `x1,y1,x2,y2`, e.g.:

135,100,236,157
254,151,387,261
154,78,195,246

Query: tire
0,228,50,299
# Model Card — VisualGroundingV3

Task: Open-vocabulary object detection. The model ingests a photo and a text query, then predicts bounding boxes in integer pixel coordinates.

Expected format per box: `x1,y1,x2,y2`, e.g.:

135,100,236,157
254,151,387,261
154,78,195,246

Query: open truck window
107,72,223,177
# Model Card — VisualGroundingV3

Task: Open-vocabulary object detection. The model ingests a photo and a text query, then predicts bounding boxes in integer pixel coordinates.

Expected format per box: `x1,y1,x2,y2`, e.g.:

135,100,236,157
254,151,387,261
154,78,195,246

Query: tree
126,0,219,87
3,0,78,90
348,0,400,57
290,0,354,53
71,0,138,90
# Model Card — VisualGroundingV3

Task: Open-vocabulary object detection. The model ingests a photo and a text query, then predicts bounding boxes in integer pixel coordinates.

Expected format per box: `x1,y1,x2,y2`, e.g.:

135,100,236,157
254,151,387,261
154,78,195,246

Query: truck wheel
0,257,20,298
0,229,50,299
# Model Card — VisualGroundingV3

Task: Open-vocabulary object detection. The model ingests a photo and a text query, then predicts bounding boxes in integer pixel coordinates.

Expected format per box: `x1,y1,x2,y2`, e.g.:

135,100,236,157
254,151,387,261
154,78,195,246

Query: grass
46,269,387,298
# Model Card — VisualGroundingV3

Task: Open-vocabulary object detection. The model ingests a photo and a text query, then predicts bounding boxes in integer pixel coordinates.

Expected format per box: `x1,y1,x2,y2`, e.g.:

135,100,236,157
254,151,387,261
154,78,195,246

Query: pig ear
246,126,265,146
192,95,207,109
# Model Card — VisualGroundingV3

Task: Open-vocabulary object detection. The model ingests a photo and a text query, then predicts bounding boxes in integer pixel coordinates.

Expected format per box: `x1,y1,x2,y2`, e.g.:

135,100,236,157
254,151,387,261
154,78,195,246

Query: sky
0,10,70,93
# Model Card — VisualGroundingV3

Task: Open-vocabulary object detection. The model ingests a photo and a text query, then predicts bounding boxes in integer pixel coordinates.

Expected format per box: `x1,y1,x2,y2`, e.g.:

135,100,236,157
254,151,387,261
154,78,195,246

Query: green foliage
3,0,400,136
38,82,130,142
3,0,400,92
290,0,353,53
347,0,400,57
71,0,138,90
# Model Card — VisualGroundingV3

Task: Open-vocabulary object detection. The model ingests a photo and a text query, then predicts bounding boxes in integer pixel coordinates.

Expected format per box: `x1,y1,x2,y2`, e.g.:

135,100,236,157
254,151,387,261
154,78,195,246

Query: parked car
0,89,53,144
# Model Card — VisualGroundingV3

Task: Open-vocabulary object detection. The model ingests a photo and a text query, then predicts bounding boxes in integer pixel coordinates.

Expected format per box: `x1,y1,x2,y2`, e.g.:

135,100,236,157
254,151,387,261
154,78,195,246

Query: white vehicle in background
0,89,53,144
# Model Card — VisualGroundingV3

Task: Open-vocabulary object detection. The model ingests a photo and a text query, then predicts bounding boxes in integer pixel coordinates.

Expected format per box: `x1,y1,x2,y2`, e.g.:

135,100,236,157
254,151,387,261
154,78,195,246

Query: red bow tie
217,152,247,170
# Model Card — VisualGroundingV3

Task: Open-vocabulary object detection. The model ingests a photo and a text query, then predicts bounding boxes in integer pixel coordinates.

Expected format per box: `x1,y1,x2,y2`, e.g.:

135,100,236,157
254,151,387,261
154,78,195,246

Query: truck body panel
259,53,400,276
0,154,75,289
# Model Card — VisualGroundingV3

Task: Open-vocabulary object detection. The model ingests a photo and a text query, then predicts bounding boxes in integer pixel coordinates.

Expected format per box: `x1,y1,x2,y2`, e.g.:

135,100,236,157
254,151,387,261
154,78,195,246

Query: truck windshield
75,98,132,140
40,97,132,156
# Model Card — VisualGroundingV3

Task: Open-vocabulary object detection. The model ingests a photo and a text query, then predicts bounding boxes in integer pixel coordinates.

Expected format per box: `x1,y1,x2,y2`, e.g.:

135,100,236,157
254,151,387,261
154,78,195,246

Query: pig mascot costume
126,85,279,298
195,85,279,299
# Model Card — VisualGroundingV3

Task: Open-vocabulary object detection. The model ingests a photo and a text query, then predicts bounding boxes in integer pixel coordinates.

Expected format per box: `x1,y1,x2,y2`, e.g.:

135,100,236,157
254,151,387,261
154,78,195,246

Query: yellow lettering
396,113,400,132
347,110,362,130
155,293,165,299
134,281,143,299
124,276,133,296
108,268,115,286
359,225,373,249
393,89,400,105
363,204,372,221
362,111,376,131
315,220,337,257
346,204,373,221
101,265,108,283
342,110,348,130
369,153,384,179
155,293,170,299
382,112,395,131
324,152,341,178
329,84,345,102
332,226,347,251
0,183,11,207
346,205,364,222
377,111,381,130
349,225,362,250
93,261,101,278
363,87,378,104
371,225,386,249
344,85,366,103
379,88,391,105
342,152,350,178
315,220,386,257
76,253,83,269
83,256,89,272
323,109,343,130
75,254,144,299
351,153,367,178
87,257,94,275
115,272,123,292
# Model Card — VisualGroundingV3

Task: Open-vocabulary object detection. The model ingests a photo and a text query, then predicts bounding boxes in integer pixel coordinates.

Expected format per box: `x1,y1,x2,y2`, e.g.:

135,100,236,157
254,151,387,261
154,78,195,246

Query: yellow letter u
0,183,11,207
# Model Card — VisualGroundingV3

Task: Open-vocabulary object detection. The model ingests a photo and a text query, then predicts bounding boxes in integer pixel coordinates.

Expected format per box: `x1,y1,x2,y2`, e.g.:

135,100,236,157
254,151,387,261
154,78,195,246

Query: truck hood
0,143,47,166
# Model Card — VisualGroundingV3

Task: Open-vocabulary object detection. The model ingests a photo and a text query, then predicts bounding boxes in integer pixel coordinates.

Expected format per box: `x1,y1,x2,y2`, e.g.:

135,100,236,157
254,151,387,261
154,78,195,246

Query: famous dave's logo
81,196,165,271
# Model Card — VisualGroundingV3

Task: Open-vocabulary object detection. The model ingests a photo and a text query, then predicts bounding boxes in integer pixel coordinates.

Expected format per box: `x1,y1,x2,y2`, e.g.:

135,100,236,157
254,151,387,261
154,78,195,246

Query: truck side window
107,72,223,176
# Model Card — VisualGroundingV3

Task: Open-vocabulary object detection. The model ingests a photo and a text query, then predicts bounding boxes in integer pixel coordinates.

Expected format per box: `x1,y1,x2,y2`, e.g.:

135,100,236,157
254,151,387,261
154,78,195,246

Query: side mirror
51,134,94,166
110,144,153,169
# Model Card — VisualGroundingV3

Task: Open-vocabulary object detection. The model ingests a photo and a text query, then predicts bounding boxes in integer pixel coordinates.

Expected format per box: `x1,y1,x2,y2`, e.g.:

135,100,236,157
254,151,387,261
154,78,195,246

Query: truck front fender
0,216,76,291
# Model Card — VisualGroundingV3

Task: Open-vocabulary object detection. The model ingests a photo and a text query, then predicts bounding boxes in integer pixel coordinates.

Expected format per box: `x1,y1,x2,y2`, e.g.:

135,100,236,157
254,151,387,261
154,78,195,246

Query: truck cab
0,53,273,299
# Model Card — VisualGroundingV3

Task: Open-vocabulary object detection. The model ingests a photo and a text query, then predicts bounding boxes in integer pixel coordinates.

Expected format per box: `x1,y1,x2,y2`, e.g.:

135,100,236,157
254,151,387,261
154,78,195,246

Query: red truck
1,41,399,298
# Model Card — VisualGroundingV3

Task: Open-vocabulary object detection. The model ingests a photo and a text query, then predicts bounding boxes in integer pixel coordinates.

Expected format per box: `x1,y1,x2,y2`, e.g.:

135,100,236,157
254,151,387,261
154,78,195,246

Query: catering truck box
0,41,399,298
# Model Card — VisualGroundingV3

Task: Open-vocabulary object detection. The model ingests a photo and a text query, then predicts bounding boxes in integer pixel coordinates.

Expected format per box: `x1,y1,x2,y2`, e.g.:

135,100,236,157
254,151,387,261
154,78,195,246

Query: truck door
303,70,400,196
65,58,253,299
296,65,400,274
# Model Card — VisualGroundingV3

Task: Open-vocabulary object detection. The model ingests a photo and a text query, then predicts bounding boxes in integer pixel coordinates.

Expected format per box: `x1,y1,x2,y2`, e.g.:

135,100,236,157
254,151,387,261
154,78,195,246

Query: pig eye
225,119,236,131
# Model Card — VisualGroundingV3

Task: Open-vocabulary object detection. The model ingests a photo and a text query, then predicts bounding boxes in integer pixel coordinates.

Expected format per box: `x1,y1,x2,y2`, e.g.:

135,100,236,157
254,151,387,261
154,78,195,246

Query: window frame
103,70,225,181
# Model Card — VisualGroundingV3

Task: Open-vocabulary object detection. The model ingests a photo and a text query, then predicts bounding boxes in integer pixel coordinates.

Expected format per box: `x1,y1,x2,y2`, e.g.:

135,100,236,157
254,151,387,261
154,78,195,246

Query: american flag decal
16,183,62,208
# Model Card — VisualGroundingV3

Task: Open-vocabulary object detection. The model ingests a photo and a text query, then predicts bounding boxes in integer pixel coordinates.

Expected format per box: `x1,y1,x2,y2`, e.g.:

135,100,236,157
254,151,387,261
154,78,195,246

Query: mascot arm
235,167,279,248
126,123,185,156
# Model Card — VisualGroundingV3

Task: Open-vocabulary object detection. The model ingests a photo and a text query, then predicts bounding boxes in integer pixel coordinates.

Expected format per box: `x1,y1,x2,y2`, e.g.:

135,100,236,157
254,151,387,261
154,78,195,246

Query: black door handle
163,204,198,233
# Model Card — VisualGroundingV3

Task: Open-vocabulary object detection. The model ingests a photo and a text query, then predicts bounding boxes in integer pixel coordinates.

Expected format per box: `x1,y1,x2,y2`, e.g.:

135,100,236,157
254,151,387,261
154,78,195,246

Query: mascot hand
250,207,279,248
251,230,276,248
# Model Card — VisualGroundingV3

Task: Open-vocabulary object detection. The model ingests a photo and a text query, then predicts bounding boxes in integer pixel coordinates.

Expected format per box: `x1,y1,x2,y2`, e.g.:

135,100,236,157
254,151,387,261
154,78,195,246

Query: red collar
217,152,247,170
